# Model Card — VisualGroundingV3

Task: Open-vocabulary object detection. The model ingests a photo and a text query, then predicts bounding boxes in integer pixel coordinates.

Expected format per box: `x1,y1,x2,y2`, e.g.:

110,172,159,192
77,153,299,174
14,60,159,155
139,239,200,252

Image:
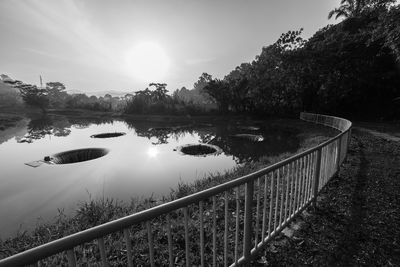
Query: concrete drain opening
45,148,109,164
232,134,264,142
91,132,126,138
176,144,222,156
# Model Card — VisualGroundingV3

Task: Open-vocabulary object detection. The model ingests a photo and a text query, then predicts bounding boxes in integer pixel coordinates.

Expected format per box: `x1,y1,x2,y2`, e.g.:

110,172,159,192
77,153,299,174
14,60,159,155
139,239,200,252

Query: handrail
0,112,352,267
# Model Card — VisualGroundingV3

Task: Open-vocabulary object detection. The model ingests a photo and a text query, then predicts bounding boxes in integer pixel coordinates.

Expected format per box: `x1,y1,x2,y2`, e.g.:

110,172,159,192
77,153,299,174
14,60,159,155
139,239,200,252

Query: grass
254,129,400,266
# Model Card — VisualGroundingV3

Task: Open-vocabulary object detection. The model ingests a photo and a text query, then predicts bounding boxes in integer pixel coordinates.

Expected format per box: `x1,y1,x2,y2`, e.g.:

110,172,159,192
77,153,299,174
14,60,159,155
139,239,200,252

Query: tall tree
46,82,67,108
17,83,49,113
193,73,213,92
328,0,395,19
203,79,231,112
149,83,168,101
328,0,366,19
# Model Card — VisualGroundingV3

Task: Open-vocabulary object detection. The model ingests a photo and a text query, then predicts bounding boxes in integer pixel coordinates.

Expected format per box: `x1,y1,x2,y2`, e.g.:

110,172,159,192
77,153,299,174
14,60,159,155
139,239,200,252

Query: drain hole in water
177,144,222,156
231,134,264,142
91,132,126,138
46,148,109,164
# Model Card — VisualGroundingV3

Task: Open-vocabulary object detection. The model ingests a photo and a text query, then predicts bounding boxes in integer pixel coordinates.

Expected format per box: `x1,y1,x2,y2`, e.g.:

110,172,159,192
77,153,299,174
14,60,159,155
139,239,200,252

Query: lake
0,114,335,238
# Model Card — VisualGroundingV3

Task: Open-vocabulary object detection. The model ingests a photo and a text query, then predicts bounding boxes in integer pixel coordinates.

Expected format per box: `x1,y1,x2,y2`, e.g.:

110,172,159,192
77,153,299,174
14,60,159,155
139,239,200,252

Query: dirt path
355,127,400,142
255,129,400,266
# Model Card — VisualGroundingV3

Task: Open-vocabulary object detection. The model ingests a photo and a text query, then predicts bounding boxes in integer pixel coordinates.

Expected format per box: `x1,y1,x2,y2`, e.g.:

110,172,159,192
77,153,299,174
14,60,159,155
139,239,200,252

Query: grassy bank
254,128,400,266
0,122,335,265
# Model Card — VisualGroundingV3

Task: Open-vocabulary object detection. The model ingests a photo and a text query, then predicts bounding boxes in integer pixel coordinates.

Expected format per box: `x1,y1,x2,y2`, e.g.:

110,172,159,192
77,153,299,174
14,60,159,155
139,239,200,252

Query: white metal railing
0,112,352,267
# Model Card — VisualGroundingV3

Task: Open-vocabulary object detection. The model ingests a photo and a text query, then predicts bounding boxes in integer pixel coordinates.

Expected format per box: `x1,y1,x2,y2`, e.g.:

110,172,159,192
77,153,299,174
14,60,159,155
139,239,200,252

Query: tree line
201,0,400,119
3,79,213,115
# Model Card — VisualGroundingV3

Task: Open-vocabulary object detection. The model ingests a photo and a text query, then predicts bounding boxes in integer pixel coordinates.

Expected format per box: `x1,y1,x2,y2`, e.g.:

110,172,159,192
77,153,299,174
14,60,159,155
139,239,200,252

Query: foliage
328,0,396,19
172,73,216,111
46,82,68,108
370,5,400,61
203,79,231,112
198,4,400,119
124,83,211,115
202,29,306,115
65,93,126,112
16,83,49,113
0,80,23,108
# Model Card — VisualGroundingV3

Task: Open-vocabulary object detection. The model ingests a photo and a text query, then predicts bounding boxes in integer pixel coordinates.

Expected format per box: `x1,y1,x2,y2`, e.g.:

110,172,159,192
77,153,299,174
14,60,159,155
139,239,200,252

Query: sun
125,42,170,83
147,146,159,158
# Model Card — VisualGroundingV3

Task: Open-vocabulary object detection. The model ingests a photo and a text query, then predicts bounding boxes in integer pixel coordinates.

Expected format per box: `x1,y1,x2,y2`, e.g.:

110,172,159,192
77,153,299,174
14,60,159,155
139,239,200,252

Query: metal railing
0,112,352,267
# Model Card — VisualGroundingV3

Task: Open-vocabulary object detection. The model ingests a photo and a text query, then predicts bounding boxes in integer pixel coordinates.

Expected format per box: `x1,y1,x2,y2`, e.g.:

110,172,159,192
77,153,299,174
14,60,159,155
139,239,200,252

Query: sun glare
147,146,159,158
125,42,170,83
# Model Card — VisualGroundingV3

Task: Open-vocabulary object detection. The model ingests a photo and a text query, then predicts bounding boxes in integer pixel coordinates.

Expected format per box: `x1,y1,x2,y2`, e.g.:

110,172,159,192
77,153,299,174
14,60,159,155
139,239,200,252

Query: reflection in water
127,120,194,145
205,124,300,163
0,115,332,238
17,116,71,143
147,146,159,157
17,115,301,163
17,115,115,143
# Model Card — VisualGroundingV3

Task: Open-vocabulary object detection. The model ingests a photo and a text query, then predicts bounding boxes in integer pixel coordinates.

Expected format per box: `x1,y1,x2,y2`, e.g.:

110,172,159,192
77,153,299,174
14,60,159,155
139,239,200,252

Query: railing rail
0,112,352,267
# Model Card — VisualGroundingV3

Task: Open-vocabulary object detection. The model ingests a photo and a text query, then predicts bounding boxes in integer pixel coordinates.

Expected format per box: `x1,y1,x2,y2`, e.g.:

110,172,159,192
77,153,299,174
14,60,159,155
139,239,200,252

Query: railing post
335,136,342,172
312,148,322,208
243,180,254,263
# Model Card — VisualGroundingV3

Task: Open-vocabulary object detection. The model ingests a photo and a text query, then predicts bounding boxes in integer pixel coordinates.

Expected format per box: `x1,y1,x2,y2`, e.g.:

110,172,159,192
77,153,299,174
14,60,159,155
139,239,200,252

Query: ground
254,127,400,266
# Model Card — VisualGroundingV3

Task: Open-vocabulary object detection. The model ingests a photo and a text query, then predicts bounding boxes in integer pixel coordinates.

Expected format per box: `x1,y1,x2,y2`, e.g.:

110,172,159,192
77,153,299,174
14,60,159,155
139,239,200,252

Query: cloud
9,0,119,70
21,48,71,62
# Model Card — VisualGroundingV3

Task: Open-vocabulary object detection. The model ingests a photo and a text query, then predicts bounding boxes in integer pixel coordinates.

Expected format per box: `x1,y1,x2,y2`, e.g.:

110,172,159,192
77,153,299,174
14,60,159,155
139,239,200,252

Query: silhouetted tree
46,82,68,108
328,0,395,19
203,79,231,112
17,83,49,113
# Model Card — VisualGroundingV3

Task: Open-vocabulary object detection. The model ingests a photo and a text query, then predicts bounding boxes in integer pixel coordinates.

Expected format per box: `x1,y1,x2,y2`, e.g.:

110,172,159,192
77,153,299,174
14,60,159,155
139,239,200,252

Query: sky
0,0,340,94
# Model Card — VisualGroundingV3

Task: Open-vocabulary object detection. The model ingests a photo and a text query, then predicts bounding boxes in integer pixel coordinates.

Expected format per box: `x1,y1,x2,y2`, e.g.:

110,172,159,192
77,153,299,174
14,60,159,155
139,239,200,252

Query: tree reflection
68,117,114,129
124,119,194,145
17,116,71,143
16,115,302,164
200,123,300,163
123,118,301,163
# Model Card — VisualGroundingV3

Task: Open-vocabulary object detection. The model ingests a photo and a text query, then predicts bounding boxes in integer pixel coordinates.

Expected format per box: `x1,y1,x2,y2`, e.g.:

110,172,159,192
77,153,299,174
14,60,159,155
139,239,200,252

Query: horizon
0,0,339,93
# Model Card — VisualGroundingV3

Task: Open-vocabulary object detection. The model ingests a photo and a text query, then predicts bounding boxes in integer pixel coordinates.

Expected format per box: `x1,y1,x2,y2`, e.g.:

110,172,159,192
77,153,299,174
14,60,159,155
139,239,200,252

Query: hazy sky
0,0,340,93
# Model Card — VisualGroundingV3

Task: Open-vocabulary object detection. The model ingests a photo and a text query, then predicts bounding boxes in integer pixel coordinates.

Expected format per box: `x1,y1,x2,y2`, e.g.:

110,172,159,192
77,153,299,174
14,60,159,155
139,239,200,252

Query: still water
0,115,328,238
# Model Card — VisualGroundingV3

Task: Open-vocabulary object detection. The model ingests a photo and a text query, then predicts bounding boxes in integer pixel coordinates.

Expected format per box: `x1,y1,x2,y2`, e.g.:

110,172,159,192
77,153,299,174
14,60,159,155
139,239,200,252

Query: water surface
0,115,330,238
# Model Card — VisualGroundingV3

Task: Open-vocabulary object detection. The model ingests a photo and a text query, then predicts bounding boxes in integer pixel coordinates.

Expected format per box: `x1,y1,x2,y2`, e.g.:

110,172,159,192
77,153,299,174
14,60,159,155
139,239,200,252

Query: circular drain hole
176,144,222,156
45,148,109,164
91,132,126,138
231,134,264,142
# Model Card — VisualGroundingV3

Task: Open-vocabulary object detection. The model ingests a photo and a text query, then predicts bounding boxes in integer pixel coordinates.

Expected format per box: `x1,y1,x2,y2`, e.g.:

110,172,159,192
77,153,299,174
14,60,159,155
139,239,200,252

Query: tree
46,82,67,108
17,83,49,113
328,0,367,19
328,0,395,19
149,83,168,101
370,4,400,61
193,73,213,92
203,79,231,112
